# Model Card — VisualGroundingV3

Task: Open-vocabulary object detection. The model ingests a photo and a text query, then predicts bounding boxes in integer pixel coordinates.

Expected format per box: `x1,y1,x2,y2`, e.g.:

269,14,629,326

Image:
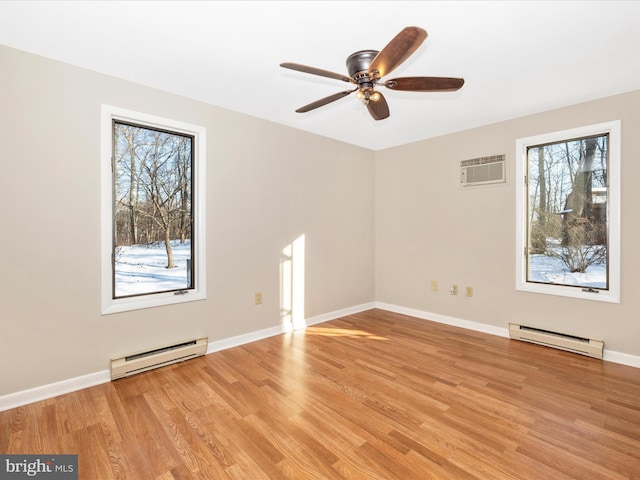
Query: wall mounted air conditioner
460,155,506,187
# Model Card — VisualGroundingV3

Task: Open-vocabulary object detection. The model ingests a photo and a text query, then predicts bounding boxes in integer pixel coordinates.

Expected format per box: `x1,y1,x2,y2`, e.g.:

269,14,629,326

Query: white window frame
515,120,621,303
101,105,207,314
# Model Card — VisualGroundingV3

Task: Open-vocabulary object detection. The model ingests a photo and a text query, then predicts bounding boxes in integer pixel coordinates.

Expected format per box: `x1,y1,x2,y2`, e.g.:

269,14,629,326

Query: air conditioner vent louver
509,324,603,359
110,337,208,380
460,154,506,186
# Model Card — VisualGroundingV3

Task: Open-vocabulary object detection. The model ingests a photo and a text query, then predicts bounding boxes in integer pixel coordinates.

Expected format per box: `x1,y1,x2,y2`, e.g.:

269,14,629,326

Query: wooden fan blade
366,92,390,121
368,26,427,79
295,89,356,113
281,62,354,83
385,76,465,92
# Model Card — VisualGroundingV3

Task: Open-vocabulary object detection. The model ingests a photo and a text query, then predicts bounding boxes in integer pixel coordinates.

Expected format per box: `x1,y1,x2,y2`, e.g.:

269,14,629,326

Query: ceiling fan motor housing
346,50,379,87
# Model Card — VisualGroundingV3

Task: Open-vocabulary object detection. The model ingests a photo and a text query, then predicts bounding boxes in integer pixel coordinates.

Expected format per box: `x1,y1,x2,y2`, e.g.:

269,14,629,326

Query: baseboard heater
509,324,603,359
110,337,208,380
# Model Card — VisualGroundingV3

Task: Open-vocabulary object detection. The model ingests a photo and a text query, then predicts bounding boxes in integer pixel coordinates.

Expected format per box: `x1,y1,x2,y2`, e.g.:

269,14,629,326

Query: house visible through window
515,121,620,303
101,106,206,314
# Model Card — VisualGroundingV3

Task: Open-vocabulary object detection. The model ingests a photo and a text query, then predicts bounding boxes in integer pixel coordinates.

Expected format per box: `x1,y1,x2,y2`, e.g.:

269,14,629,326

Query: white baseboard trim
3,301,637,411
305,302,376,327
0,303,375,412
206,325,284,354
603,350,640,368
206,302,375,354
375,302,510,338
375,302,640,369
0,370,111,413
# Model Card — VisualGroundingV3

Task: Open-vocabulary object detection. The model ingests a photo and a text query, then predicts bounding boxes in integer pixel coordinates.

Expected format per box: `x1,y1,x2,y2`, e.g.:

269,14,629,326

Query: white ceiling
1,1,640,151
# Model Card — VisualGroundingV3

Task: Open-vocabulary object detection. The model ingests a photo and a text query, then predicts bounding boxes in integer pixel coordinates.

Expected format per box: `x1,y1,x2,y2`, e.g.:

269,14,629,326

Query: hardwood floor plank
515,435,630,480
105,439,143,480
388,429,485,480
2,309,640,479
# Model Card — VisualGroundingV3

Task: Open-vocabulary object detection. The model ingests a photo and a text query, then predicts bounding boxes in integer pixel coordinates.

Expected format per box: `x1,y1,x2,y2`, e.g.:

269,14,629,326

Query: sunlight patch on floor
304,327,387,340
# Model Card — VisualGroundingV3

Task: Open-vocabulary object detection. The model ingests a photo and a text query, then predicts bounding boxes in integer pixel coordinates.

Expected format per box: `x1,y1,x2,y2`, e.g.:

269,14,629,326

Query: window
101,106,206,314
515,121,620,303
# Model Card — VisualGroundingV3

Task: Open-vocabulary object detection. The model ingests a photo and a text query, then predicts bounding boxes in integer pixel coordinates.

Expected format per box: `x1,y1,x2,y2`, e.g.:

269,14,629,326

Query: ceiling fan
280,26,464,121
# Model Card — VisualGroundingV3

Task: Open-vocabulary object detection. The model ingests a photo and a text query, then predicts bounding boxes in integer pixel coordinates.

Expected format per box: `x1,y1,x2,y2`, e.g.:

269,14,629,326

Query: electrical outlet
466,286,473,297
254,292,263,305
450,284,458,295
431,280,438,292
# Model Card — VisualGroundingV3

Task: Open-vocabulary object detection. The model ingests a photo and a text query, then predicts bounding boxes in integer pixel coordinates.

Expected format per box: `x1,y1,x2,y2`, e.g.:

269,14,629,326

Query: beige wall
2,42,639,398
375,90,640,357
0,45,375,396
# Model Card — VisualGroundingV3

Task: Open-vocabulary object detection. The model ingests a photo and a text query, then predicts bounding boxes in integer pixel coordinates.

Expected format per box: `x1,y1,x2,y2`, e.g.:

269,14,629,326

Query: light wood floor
2,309,640,479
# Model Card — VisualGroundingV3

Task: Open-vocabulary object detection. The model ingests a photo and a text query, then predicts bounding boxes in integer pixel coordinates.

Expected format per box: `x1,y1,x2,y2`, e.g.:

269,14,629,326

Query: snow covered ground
528,253,606,288
113,240,607,297
115,240,191,297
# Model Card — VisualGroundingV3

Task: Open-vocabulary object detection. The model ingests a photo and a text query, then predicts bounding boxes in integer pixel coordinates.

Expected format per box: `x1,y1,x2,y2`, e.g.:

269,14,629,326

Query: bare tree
114,123,192,269
528,135,608,275
117,124,144,245
114,124,143,246
530,146,547,253
553,137,605,272
176,136,191,244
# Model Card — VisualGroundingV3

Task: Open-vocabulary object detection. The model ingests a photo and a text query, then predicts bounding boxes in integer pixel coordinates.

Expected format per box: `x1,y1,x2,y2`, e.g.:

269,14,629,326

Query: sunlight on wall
281,234,306,332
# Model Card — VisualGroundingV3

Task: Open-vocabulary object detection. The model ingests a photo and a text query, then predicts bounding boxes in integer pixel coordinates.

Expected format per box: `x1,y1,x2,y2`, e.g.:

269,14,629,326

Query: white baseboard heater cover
509,324,603,359
110,337,208,380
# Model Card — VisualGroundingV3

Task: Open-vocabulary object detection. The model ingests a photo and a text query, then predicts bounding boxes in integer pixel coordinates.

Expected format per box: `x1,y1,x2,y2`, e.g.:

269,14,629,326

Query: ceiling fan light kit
280,26,464,121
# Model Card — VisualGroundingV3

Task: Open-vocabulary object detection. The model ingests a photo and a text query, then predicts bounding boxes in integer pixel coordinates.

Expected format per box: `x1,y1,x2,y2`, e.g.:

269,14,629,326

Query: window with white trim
515,121,620,303
101,106,206,314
